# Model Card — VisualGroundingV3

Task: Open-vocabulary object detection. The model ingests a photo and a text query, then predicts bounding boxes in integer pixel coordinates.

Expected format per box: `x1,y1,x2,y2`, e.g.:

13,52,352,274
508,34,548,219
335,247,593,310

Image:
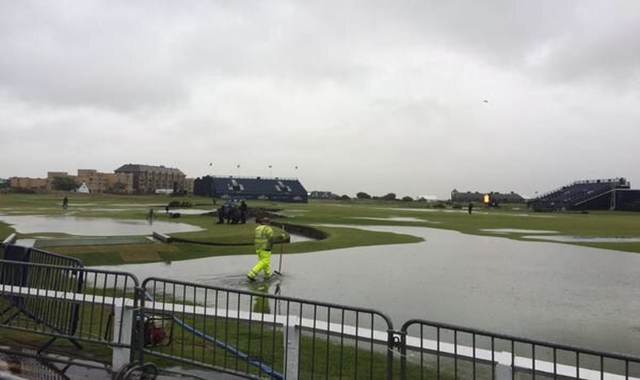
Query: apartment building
9,177,48,190
114,164,186,194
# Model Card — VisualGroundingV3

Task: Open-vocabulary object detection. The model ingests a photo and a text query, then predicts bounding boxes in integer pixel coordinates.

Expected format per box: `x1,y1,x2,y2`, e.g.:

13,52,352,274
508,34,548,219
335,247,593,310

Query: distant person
247,217,278,282
62,196,69,209
239,200,247,224
223,202,232,224
468,202,474,214
146,208,154,224
216,206,225,224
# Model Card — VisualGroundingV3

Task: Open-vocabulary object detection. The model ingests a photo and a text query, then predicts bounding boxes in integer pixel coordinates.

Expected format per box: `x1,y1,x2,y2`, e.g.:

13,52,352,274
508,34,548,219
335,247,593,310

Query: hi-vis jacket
254,225,274,251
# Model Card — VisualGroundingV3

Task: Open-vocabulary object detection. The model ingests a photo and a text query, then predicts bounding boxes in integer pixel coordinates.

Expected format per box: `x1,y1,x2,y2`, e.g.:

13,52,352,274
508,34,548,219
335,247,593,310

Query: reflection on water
0,215,203,236
100,225,640,357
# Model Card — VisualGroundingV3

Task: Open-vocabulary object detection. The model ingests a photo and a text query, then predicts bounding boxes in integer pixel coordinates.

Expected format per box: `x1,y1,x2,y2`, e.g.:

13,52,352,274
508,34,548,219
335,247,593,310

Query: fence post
397,330,407,380
112,304,135,371
284,315,300,380
494,351,513,380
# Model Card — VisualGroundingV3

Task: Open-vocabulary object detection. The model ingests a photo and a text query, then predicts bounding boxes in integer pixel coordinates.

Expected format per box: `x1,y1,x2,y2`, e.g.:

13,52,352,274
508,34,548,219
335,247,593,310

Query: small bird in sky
483,99,489,103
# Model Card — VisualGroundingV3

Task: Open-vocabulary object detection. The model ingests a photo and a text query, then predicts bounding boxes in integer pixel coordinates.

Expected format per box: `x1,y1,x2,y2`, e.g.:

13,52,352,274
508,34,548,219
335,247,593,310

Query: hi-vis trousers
247,249,272,279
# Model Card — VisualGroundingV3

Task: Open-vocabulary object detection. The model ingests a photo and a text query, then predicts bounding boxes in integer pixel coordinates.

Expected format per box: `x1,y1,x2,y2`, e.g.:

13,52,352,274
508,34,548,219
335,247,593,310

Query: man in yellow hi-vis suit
247,217,275,281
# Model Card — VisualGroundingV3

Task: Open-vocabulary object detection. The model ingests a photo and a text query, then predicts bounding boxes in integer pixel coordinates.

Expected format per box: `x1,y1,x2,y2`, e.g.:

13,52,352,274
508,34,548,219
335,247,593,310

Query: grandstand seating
527,178,630,211
205,176,308,203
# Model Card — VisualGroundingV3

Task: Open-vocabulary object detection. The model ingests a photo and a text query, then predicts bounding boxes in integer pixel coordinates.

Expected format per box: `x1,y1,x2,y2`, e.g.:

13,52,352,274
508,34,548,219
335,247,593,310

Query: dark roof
114,164,184,175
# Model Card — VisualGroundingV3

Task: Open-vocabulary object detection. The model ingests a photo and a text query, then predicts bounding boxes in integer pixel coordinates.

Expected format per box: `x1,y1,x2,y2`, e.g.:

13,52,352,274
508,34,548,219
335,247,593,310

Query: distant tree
401,196,414,202
356,192,371,199
111,182,127,190
339,194,351,200
381,193,396,201
51,177,77,191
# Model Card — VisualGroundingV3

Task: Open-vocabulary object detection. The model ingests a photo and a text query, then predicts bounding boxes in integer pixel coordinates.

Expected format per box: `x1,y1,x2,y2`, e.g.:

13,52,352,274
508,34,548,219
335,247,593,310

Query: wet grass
141,312,440,379
2,193,640,264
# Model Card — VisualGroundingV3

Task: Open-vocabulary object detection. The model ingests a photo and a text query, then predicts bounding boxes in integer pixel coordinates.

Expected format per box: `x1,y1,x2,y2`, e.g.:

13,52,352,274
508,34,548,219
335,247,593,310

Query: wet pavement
0,348,248,379
99,225,640,357
0,349,111,380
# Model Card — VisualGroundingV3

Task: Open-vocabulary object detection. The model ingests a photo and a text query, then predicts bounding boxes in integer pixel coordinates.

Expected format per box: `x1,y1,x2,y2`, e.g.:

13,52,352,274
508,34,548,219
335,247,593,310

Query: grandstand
193,175,308,203
526,177,640,211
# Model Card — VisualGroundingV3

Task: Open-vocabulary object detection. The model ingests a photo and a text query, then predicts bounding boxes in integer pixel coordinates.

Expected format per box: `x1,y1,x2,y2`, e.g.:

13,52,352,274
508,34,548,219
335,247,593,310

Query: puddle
161,208,215,215
375,208,439,212
101,225,640,357
481,229,558,234
14,239,36,247
0,215,203,236
351,217,440,223
105,203,168,207
524,235,640,243
287,233,314,243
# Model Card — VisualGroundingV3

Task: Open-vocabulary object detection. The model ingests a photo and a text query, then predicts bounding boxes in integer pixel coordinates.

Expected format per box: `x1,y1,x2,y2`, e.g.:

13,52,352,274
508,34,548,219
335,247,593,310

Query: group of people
216,199,247,224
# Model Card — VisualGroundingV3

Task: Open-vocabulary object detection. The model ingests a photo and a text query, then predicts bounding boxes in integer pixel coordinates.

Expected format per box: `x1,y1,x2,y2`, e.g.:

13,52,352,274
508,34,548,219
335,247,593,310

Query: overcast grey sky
1,0,639,199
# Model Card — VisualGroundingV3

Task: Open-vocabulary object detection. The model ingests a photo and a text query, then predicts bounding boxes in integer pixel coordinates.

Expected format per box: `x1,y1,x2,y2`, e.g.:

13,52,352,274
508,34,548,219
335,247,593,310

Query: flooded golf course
2,213,639,357
94,225,640,358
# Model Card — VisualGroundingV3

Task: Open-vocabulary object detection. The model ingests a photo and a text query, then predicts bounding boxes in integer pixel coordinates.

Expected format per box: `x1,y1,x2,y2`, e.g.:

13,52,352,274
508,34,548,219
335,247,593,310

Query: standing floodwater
98,225,640,357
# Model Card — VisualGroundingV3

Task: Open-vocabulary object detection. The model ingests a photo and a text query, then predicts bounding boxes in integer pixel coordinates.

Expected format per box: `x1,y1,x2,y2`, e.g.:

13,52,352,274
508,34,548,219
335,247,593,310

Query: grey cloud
0,1,189,110
531,10,640,89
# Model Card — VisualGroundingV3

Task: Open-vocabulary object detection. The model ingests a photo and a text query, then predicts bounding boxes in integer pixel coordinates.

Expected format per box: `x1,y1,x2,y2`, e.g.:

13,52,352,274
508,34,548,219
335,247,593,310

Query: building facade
114,164,186,194
9,177,48,190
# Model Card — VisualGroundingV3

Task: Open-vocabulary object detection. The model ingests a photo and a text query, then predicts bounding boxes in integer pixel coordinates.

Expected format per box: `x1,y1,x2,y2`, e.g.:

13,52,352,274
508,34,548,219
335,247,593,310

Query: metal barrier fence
0,246,84,352
141,277,396,380
0,258,141,372
400,319,640,380
1,244,640,379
